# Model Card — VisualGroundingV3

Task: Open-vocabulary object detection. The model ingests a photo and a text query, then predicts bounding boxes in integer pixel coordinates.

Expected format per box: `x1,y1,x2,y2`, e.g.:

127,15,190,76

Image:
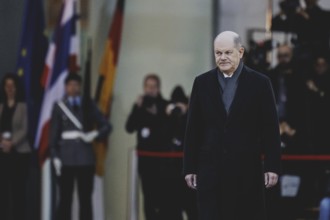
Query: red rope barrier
281,155,330,161
137,150,184,158
137,151,330,160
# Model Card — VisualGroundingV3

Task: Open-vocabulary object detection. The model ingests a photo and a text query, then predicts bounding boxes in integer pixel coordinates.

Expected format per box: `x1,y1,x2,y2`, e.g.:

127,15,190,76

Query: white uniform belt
61,131,84,140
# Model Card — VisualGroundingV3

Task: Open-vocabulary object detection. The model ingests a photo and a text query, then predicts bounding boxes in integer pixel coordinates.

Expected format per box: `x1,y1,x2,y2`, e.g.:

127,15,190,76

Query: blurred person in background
272,0,330,54
272,0,330,74
272,0,301,32
125,74,169,220
49,73,111,220
292,0,330,55
0,73,31,220
305,55,330,153
268,44,307,151
162,85,197,220
267,45,312,220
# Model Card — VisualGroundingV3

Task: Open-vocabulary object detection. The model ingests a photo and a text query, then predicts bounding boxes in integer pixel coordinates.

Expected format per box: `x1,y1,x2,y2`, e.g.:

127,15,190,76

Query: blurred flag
94,0,125,176
82,39,92,131
15,1,48,219
35,0,80,164
16,0,48,146
34,1,80,219
81,40,106,220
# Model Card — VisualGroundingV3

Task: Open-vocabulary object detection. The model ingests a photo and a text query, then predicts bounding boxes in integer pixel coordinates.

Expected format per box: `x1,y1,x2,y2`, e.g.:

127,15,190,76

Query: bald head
214,31,242,49
214,31,244,75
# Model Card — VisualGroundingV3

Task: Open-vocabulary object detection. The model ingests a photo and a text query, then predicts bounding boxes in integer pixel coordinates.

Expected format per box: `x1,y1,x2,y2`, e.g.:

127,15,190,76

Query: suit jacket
49,98,111,166
183,65,281,219
0,102,30,153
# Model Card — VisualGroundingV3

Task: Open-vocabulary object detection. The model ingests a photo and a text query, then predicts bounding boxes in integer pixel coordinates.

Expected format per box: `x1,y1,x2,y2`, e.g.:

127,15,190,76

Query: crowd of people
263,43,330,220
240,0,330,156
266,44,330,154
0,72,196,220
261,0,330,219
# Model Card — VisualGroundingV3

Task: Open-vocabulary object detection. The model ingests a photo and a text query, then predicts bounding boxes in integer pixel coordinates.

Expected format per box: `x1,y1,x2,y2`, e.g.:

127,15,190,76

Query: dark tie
72,99,79,113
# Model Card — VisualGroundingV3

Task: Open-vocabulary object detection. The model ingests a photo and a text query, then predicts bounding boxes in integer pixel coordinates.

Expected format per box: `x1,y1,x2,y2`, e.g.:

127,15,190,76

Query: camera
280,0,301,15
170,106,183,117
142,95,157,108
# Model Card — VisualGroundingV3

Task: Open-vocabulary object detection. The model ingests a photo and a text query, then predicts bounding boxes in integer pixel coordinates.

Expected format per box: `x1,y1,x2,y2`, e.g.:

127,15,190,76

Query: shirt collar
67,96,81,106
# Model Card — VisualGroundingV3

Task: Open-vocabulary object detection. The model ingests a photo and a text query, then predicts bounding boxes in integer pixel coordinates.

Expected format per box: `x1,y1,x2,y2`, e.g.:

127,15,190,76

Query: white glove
81,130,99,143
53,157,62,176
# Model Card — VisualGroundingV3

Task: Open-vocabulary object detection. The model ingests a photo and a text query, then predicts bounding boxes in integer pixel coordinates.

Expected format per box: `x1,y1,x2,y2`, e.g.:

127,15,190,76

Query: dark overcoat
183,65,281,220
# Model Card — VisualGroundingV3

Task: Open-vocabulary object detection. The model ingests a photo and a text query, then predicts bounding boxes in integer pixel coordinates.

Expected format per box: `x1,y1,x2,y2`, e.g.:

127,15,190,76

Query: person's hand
306,80,318,92
166,103,176,115
280,121,296,137
81,130,99,143
136,96,143,108
296,7,310,20
1,139,13,153
264,172,278,188
185,174,197,190
53,157,62,176
176,102,188,114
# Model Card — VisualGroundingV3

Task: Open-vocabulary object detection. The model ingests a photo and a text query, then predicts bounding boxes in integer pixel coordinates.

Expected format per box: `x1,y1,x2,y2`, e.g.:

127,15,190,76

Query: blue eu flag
16,0,48,146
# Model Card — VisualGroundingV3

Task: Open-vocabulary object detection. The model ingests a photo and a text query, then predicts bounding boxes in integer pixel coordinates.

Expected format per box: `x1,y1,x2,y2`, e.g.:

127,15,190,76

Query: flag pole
265,0,273,40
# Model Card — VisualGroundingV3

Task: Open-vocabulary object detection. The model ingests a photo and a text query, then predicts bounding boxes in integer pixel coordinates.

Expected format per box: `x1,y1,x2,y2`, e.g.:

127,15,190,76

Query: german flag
94,0,125,176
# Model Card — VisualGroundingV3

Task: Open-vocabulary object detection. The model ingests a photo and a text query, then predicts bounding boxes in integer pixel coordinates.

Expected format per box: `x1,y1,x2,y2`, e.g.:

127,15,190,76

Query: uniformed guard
49,73,111,220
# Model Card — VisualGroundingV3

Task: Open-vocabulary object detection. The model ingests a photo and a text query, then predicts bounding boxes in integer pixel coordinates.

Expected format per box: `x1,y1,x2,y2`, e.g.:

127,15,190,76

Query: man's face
305,0,317,8
314,57,328,75
65,80,81,97
144,79,159,97
214,38,244,75
277,46,292,66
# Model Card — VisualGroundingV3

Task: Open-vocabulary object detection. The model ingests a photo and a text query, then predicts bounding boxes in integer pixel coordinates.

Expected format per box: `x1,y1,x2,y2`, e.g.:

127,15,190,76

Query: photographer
162,86,197,220
273,0,330,55
272,0,301,32
292,0,330,54
125,74,169,220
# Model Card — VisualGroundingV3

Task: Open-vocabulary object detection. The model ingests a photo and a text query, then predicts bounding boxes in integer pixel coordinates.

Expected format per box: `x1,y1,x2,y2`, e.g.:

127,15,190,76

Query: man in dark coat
125,74,169,220
183,31,281,220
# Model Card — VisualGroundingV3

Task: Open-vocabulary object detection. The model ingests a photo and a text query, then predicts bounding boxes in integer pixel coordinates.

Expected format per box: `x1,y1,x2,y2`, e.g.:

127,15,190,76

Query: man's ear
239,47,245,58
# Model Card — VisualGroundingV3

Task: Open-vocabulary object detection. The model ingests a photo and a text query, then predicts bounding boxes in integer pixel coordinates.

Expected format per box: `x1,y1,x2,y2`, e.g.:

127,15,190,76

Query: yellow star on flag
17,68,24,77
21,48,27,57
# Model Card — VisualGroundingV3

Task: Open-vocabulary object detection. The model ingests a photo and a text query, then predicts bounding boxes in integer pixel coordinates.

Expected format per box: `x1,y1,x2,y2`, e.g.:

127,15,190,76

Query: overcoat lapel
226,66,250,124
209,68,227,118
